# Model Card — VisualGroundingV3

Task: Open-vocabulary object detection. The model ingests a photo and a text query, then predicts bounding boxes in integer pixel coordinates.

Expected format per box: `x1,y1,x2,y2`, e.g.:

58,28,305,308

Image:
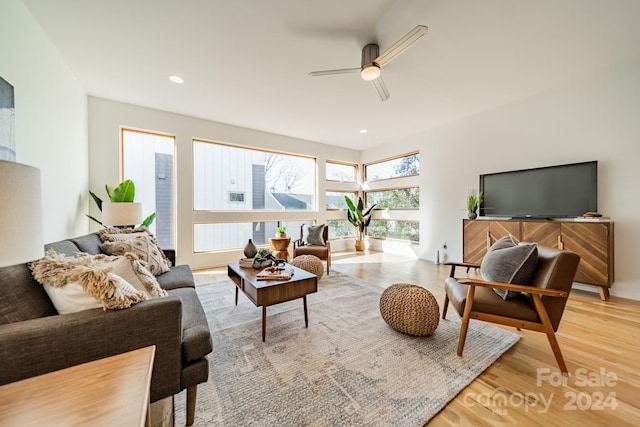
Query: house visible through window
193,139,316,252
121,128,175,249
229,192,245,202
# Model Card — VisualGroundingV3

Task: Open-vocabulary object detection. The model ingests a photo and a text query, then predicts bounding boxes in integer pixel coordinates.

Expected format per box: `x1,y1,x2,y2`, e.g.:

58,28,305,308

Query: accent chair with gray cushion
293,224,331,274
0,232,212,426
442,243,580,373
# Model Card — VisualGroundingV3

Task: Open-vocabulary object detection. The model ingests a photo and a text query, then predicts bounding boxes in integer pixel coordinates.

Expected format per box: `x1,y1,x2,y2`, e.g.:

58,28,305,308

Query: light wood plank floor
194,250,640,427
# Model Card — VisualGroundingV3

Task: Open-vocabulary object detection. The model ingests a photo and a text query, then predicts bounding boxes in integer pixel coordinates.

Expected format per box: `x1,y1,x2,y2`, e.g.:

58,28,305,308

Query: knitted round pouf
291,255,324,279
379,283,440,336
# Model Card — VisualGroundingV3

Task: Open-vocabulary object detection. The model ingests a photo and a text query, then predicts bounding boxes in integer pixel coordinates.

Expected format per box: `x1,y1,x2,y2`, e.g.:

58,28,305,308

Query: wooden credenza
463,219,614,300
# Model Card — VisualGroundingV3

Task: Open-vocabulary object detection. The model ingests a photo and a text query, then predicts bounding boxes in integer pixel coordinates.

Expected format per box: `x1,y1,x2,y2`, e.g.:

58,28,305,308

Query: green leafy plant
345,195,376,241
257,248,272,258
467,190,483,214
87,179,156,227
276,226,286,234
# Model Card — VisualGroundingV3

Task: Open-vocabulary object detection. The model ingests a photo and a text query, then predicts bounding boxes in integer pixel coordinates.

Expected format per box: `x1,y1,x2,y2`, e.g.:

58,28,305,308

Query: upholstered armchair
443,244,580,373
293,224,331,274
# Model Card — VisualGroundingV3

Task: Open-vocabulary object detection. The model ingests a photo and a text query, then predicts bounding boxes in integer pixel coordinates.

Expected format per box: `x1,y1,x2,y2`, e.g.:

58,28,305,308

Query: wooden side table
269,237,291,262
0,346,155,427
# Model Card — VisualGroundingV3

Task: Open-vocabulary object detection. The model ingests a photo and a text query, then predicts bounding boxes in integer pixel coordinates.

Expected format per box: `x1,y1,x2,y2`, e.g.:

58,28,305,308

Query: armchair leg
531,295,568,374
186,386,197,426
457,286,476,357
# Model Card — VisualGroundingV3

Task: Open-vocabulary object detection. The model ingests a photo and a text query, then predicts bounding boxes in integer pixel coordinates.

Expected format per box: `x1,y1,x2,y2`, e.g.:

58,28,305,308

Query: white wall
0,0,88,242
88,97,360,269
362,59,640,300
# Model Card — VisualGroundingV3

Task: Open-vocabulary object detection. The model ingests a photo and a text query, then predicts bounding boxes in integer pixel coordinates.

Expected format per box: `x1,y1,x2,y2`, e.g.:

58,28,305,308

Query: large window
364,152,419,182
327,219,354,239
326,191,357,210
368,220,419,242
326,160,357,183
365,187,419,209
193,140,315,211
122,128,175,249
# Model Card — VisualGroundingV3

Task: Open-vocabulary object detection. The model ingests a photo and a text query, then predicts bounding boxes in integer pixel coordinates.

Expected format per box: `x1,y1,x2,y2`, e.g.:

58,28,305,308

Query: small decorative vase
243,239,257,258
276,233,286,238
468,212,478,220
355,240,365,251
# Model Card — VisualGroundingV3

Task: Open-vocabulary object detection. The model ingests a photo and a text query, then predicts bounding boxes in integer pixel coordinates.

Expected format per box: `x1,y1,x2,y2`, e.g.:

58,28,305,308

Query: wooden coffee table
0,346,155,427
227,262,317,341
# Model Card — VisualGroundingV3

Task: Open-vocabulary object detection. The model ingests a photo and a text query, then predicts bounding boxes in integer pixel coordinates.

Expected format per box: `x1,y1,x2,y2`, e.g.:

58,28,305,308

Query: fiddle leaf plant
345,195,376,241
87,179,156,227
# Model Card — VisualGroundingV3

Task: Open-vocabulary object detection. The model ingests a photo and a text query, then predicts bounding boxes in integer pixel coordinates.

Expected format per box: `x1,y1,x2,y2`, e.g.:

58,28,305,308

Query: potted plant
87,179,156,227
345,195,376,251
467,190,483,219
275,226,286,238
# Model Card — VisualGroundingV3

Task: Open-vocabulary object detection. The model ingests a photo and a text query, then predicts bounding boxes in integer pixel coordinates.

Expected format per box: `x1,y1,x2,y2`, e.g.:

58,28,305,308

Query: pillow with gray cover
480,235,538,300
302,224,326,246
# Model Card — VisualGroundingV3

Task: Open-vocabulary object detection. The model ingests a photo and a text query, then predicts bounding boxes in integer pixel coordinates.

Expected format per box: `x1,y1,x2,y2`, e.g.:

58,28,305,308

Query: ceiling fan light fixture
360,65,381,81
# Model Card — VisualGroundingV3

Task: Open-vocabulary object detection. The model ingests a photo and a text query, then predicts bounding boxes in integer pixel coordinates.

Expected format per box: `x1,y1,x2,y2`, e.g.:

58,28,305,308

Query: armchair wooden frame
292,224,331,274
443,262,571,374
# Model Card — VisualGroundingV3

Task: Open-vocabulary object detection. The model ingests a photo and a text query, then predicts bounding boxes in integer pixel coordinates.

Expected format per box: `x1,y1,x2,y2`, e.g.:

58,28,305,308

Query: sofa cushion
481,235,538,299
99,227,172,275
70,233,105,255
41,275,142,314
156,265,195,291
29,251,168,312
168,288,213,362
102,237,170,275
302,224,326,246
44,239,82,257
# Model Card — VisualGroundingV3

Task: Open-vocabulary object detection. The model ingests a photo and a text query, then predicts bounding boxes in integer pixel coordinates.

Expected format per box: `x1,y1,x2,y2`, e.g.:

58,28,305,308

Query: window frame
325,160,358,183
363,151,420,183
192,138,317,212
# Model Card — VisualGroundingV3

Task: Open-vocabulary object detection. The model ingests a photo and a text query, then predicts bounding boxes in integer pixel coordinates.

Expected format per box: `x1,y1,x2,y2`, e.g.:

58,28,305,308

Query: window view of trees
365,152,419,182
326,161,357,182
327,220,354,239
365,187,419,209
367,220,419,242
326,191,356,210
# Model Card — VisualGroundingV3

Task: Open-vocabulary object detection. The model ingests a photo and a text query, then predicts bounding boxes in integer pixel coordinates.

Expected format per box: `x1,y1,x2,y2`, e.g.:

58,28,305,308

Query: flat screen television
479,161,598,218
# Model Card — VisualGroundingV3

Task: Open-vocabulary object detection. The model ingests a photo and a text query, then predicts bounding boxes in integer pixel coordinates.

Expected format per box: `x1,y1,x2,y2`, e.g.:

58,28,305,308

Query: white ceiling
23,0,640,150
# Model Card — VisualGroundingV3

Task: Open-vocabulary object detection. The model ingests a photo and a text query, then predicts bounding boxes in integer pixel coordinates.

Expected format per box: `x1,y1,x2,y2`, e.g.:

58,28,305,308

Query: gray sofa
0,232,212,426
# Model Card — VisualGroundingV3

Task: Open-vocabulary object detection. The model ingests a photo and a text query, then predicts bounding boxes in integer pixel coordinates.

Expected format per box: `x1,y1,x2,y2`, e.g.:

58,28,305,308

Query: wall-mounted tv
479,161,598,218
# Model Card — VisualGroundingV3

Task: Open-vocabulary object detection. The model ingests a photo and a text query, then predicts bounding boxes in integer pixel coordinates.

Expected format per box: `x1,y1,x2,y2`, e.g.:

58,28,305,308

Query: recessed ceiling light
360,129,368,134
169,75,184,84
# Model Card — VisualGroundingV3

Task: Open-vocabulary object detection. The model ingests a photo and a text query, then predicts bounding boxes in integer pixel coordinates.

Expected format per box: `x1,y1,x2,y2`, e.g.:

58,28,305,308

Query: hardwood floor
194,250,640,427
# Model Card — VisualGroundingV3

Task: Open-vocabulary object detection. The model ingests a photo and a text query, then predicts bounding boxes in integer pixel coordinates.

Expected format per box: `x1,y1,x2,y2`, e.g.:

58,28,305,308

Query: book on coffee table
256,268,295,281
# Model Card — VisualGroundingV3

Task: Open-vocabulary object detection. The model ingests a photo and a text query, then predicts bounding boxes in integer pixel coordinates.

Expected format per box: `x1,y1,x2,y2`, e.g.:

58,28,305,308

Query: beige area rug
174,272,519,426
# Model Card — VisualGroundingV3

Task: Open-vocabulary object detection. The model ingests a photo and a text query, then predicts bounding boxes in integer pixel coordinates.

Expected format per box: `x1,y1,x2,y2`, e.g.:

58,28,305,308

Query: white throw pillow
42,281,102,314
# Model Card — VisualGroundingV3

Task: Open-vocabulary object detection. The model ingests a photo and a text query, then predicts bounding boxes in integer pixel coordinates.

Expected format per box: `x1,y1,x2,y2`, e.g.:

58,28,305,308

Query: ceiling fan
309,25,428,101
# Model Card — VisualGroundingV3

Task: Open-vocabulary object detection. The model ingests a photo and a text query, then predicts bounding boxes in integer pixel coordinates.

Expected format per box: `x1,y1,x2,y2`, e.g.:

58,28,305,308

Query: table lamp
101,202,142,228
0,160,44,267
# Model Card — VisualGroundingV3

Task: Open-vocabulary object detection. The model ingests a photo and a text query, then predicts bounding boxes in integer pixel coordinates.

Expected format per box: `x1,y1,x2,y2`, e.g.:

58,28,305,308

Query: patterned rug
175,272,519,426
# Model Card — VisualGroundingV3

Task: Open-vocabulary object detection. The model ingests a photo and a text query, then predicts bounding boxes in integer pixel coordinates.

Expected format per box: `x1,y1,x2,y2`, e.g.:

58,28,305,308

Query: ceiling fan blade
309,68,360,77
375,25,428,68
371,76,390,101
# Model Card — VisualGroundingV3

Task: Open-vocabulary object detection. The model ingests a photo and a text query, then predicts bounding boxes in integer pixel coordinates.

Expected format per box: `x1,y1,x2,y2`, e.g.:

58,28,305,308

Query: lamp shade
102,202,142,227
0,160,44,267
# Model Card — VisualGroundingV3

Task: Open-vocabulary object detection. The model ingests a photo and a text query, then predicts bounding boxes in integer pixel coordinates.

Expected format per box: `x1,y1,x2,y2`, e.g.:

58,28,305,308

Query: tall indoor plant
345,195,376,251
87,179,156,227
